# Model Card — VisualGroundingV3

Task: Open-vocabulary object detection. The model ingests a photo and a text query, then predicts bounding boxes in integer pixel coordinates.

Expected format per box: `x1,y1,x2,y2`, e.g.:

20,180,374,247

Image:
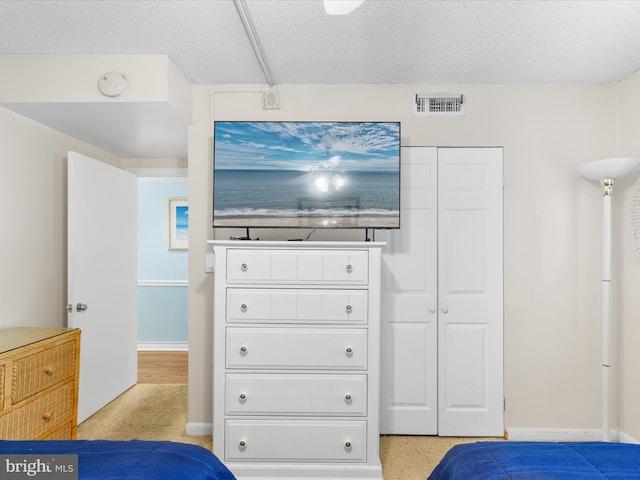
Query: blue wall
138,180,188,280
138,179,188,344
138,285,188,341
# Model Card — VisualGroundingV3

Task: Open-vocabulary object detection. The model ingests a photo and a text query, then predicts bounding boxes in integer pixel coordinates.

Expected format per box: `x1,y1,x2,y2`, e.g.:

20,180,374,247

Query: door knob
441,307,448,314
76,303,88,312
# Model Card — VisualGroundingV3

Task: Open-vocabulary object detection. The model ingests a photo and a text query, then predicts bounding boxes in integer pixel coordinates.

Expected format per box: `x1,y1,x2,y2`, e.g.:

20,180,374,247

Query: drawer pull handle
345,441,352,449
43,366,54,375
239,393,246,400
239,440,247,448
345,347,353,355
345,305,352,314
240,304,248,313
240,263,248,272
346,264,353,273
345,394,352,401
42,412,52,421
240,346,248,354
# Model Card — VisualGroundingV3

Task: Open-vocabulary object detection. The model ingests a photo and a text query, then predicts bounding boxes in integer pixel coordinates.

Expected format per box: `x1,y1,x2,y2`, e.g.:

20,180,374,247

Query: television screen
213,121,401,229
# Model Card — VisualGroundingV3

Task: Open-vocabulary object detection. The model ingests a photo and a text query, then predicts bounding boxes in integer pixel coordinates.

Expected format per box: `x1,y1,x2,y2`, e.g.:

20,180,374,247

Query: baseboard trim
185,424,640,442
508,428,640,443
507,428,608,442
619,431,640,444
186,422,213,436
137,342,188,352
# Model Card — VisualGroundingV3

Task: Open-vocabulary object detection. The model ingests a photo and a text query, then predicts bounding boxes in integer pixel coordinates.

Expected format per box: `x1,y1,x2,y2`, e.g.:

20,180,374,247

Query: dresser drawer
11,339,76,404
0,364,4,413
41,420,74,440
226,327,367,369
226,249,368,285
227,289,368,324
225,420,367,462
226,374,367,416
0,382,74,439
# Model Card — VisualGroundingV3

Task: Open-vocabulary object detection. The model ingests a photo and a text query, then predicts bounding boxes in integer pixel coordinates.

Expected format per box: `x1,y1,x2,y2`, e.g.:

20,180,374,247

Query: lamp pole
577,157,640,442
600,178,613,442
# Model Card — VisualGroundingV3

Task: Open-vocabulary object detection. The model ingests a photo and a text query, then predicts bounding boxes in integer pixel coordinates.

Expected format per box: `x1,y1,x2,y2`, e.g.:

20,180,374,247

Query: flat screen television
213,121,401,229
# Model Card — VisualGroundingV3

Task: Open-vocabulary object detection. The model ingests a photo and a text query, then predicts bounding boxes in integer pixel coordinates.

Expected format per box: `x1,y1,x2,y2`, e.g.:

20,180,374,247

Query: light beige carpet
380,435,488,479
77,384,496,479
77,383,211,450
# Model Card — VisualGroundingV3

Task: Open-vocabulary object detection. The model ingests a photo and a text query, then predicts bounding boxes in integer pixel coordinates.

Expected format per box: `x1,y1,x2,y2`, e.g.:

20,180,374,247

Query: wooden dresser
210,240,384,480
0,327,80,440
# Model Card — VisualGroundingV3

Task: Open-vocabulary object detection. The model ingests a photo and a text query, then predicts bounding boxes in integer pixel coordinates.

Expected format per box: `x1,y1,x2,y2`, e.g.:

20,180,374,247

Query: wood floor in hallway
137,351,188,384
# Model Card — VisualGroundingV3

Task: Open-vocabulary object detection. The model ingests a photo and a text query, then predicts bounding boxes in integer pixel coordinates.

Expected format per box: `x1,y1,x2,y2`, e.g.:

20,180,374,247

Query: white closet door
437,147,504,436
380,147,438,434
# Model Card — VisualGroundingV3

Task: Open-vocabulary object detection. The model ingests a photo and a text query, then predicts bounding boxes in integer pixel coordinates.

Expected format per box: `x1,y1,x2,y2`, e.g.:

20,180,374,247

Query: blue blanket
428,442,640,479
0,440,236,480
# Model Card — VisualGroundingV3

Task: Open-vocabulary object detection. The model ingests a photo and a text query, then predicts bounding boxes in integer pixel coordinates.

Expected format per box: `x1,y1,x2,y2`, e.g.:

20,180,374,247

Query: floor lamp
577,157,640,442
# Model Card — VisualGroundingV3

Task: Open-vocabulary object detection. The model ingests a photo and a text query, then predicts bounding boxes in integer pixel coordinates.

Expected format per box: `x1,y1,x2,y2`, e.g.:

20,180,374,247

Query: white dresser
210,240,384,480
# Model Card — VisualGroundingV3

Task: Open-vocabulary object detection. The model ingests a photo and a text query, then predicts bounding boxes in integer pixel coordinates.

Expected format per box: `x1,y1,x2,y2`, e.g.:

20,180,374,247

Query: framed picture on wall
168,197,189,250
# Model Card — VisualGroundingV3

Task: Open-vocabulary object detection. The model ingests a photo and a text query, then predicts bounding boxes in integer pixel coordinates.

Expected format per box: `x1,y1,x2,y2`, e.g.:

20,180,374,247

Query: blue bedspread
428,442,640,479
0,440,236,480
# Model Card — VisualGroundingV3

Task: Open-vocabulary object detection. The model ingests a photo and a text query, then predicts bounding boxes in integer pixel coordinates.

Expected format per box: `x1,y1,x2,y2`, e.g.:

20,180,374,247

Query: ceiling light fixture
323,0,364,15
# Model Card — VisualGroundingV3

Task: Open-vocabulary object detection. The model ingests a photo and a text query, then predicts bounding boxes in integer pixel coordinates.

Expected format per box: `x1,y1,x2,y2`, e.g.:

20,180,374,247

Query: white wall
0,55,189,109
617,70,640,441
2,53,637,438
0,55,190,333
0,107,120,330
187,82,627,434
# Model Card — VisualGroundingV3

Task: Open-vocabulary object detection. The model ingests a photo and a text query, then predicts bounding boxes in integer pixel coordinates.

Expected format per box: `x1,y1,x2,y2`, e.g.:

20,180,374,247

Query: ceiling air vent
414,94,464,116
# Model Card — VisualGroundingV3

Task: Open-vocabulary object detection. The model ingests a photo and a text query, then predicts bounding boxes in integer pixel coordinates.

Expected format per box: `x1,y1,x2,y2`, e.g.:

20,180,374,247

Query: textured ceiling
2,0,640,85
2,0,640,158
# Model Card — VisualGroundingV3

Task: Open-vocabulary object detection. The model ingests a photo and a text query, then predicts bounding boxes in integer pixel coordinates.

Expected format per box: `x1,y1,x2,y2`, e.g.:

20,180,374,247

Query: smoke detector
98,71,127,97
413,93,464,116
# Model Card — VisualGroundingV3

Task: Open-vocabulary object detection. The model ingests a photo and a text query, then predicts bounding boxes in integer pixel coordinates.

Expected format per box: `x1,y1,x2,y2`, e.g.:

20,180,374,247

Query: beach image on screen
213,121,400,229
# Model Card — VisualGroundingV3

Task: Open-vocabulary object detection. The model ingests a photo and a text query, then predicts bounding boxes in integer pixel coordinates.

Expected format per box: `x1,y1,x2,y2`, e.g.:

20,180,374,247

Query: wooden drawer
225,419,367,462
226,327,367,369
226,374,367,416
227,289,368,324
11,339,76,404
226,249,368,285
0,382,74,439
41,420,74,440
0,364,4,412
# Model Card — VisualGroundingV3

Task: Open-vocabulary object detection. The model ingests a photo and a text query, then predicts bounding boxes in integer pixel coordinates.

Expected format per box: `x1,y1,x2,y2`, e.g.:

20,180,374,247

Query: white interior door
437,147,504,436
380,147,438,434
67,151,138,423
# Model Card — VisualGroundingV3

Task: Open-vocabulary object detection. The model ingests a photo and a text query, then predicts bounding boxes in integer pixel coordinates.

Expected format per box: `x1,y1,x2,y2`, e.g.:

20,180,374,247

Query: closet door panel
380,146,438,434
437,147,504,437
